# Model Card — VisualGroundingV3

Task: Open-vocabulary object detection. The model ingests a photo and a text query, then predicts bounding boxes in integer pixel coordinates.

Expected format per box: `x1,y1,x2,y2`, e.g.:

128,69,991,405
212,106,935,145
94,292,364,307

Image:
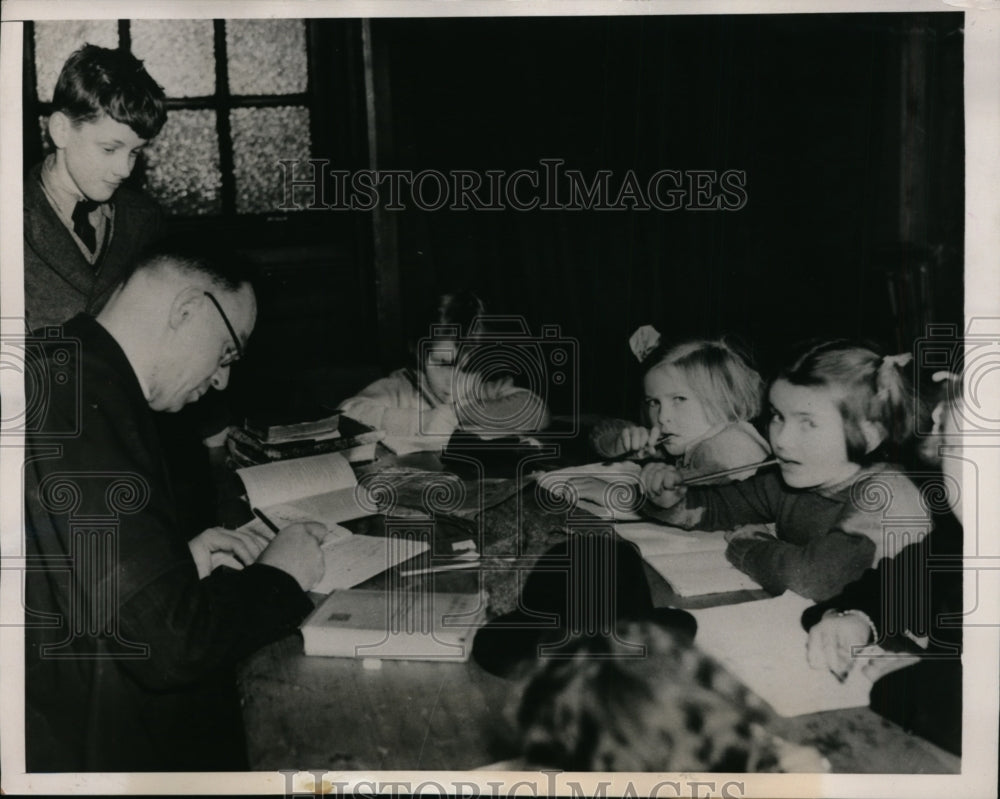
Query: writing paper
690,592,875,717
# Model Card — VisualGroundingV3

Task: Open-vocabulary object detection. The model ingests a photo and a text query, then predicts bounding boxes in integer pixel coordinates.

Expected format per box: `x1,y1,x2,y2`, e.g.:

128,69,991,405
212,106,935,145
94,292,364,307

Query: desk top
239,628,959,774
236,447,960,774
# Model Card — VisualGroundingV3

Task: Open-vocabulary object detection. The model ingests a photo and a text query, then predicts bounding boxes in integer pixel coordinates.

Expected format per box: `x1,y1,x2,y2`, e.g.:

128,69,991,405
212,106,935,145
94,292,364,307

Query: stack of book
227,410,384,466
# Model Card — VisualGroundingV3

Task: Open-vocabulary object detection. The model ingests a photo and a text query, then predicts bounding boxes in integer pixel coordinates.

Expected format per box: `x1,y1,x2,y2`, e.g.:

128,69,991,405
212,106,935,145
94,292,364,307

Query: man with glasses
23,250,330,771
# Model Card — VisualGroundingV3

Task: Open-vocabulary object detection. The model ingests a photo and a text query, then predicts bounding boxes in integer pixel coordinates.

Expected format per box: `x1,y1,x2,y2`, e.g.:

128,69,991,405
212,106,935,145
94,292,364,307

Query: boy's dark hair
407,289,487,362
52,44,167,140
426,290,487,339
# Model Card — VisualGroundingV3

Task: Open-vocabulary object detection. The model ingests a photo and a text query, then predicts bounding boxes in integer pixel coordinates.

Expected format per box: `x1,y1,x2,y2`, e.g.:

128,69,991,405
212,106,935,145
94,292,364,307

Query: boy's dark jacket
24,161,164,331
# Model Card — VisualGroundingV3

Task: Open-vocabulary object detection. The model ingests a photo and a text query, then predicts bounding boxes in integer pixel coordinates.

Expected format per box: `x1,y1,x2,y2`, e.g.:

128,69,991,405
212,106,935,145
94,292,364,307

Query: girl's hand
806,610,874,681
188,526,271,579
617,424,662,458
640,462,686,508
724,524,775,544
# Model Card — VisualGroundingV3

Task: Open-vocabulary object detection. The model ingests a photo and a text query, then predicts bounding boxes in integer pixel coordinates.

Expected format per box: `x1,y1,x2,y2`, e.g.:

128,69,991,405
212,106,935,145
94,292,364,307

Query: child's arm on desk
640,465,780,530
339,372,458,437
455,376,550,434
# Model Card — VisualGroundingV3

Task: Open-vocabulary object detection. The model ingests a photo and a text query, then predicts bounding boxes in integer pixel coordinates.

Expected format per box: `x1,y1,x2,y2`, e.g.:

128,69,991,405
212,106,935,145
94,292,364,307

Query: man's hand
257,521,330,591
188,526,271,579
640,461,686,508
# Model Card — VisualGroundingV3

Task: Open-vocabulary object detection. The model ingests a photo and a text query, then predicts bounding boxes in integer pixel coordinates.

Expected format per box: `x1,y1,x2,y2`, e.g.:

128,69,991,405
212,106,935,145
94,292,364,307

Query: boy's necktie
72,200,99,254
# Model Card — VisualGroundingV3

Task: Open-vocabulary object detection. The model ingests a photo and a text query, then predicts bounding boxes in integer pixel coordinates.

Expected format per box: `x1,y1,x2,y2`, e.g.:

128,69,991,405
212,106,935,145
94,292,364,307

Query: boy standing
24,44,167,331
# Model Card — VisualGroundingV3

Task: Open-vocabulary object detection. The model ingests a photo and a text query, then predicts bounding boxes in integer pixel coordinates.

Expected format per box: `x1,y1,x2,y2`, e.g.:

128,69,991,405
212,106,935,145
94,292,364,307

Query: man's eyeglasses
203,291,244,367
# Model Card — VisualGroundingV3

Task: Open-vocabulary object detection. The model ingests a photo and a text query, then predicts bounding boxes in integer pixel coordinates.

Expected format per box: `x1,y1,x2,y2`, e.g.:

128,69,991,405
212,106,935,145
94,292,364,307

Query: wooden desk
237,454,960,774
238,628,959,773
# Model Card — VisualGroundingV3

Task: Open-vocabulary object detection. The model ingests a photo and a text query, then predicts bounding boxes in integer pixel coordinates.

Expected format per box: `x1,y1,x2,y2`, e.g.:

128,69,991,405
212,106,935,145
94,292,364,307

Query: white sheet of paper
342,442,378,463
236,520,427,594
690,592,875,717
312,535,429,594
382,435,444,455
615,521,729,556
646,549,762,596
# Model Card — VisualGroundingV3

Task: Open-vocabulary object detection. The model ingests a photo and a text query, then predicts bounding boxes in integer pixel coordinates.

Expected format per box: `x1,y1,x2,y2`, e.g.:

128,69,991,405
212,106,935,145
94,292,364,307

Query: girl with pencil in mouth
641,341,928,602
591,335,771,484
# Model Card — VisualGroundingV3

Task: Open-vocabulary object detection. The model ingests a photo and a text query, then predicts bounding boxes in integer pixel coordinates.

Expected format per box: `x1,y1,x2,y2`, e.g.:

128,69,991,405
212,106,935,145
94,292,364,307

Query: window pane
231,106,311,214
226,19,307,96
144,109,222,216
130,20,215,98
34,21,118,103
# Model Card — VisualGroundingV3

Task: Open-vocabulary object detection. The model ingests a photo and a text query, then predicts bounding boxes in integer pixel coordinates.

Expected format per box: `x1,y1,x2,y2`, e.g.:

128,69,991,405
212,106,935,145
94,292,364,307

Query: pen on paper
252,507,280,534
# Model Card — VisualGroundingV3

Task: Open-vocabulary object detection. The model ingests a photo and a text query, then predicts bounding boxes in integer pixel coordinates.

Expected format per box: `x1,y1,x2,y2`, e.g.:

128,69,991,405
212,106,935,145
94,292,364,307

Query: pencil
399,558,516,578
682,458,779,486
252,507,281,534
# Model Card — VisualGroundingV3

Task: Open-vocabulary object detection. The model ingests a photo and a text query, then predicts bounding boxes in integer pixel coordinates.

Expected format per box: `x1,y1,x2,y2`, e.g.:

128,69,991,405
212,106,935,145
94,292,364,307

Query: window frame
22,18,368,248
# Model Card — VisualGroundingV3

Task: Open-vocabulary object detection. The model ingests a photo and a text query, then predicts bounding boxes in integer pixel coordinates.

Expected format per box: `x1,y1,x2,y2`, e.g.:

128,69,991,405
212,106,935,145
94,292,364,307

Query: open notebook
236,451,371,523
614,522,764,596
236,452,428,593
690,592,876,717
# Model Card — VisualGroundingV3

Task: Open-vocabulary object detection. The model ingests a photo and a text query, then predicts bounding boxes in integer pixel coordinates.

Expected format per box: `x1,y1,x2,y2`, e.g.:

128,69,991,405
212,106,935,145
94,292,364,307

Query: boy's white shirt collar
39,153,113,261
41,153,88,218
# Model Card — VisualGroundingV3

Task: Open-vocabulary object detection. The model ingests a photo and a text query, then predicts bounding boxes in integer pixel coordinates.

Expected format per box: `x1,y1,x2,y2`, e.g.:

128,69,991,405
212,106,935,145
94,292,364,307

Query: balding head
98,251,257,412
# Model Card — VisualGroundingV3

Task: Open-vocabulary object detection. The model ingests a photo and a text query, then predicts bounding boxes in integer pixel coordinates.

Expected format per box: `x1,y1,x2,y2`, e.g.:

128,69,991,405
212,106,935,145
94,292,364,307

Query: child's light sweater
338,367,550,437
644,463,929,602
675,421,770,482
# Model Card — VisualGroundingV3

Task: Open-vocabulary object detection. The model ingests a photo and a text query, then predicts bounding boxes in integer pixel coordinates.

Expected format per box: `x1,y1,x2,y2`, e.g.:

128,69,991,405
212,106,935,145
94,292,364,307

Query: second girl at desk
337,291,550,446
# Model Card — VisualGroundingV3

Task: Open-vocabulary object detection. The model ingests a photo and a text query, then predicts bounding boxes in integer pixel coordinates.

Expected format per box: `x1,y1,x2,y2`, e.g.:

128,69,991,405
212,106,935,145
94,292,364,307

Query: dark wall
373,13,964,418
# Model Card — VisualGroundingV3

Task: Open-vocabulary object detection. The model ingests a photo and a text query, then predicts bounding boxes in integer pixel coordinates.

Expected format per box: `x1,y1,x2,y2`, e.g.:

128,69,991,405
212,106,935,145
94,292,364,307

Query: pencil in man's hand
252,507,280,535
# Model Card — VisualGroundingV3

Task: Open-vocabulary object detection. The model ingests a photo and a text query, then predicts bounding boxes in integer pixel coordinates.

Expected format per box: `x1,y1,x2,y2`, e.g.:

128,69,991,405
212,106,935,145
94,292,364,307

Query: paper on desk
239,519,428,594
616,522,774,596
342,441,378,463
383,435,444,455
312,534,428,594
650,550,762,596
615,521,729,556
538,461,644,520
690,592,875,717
